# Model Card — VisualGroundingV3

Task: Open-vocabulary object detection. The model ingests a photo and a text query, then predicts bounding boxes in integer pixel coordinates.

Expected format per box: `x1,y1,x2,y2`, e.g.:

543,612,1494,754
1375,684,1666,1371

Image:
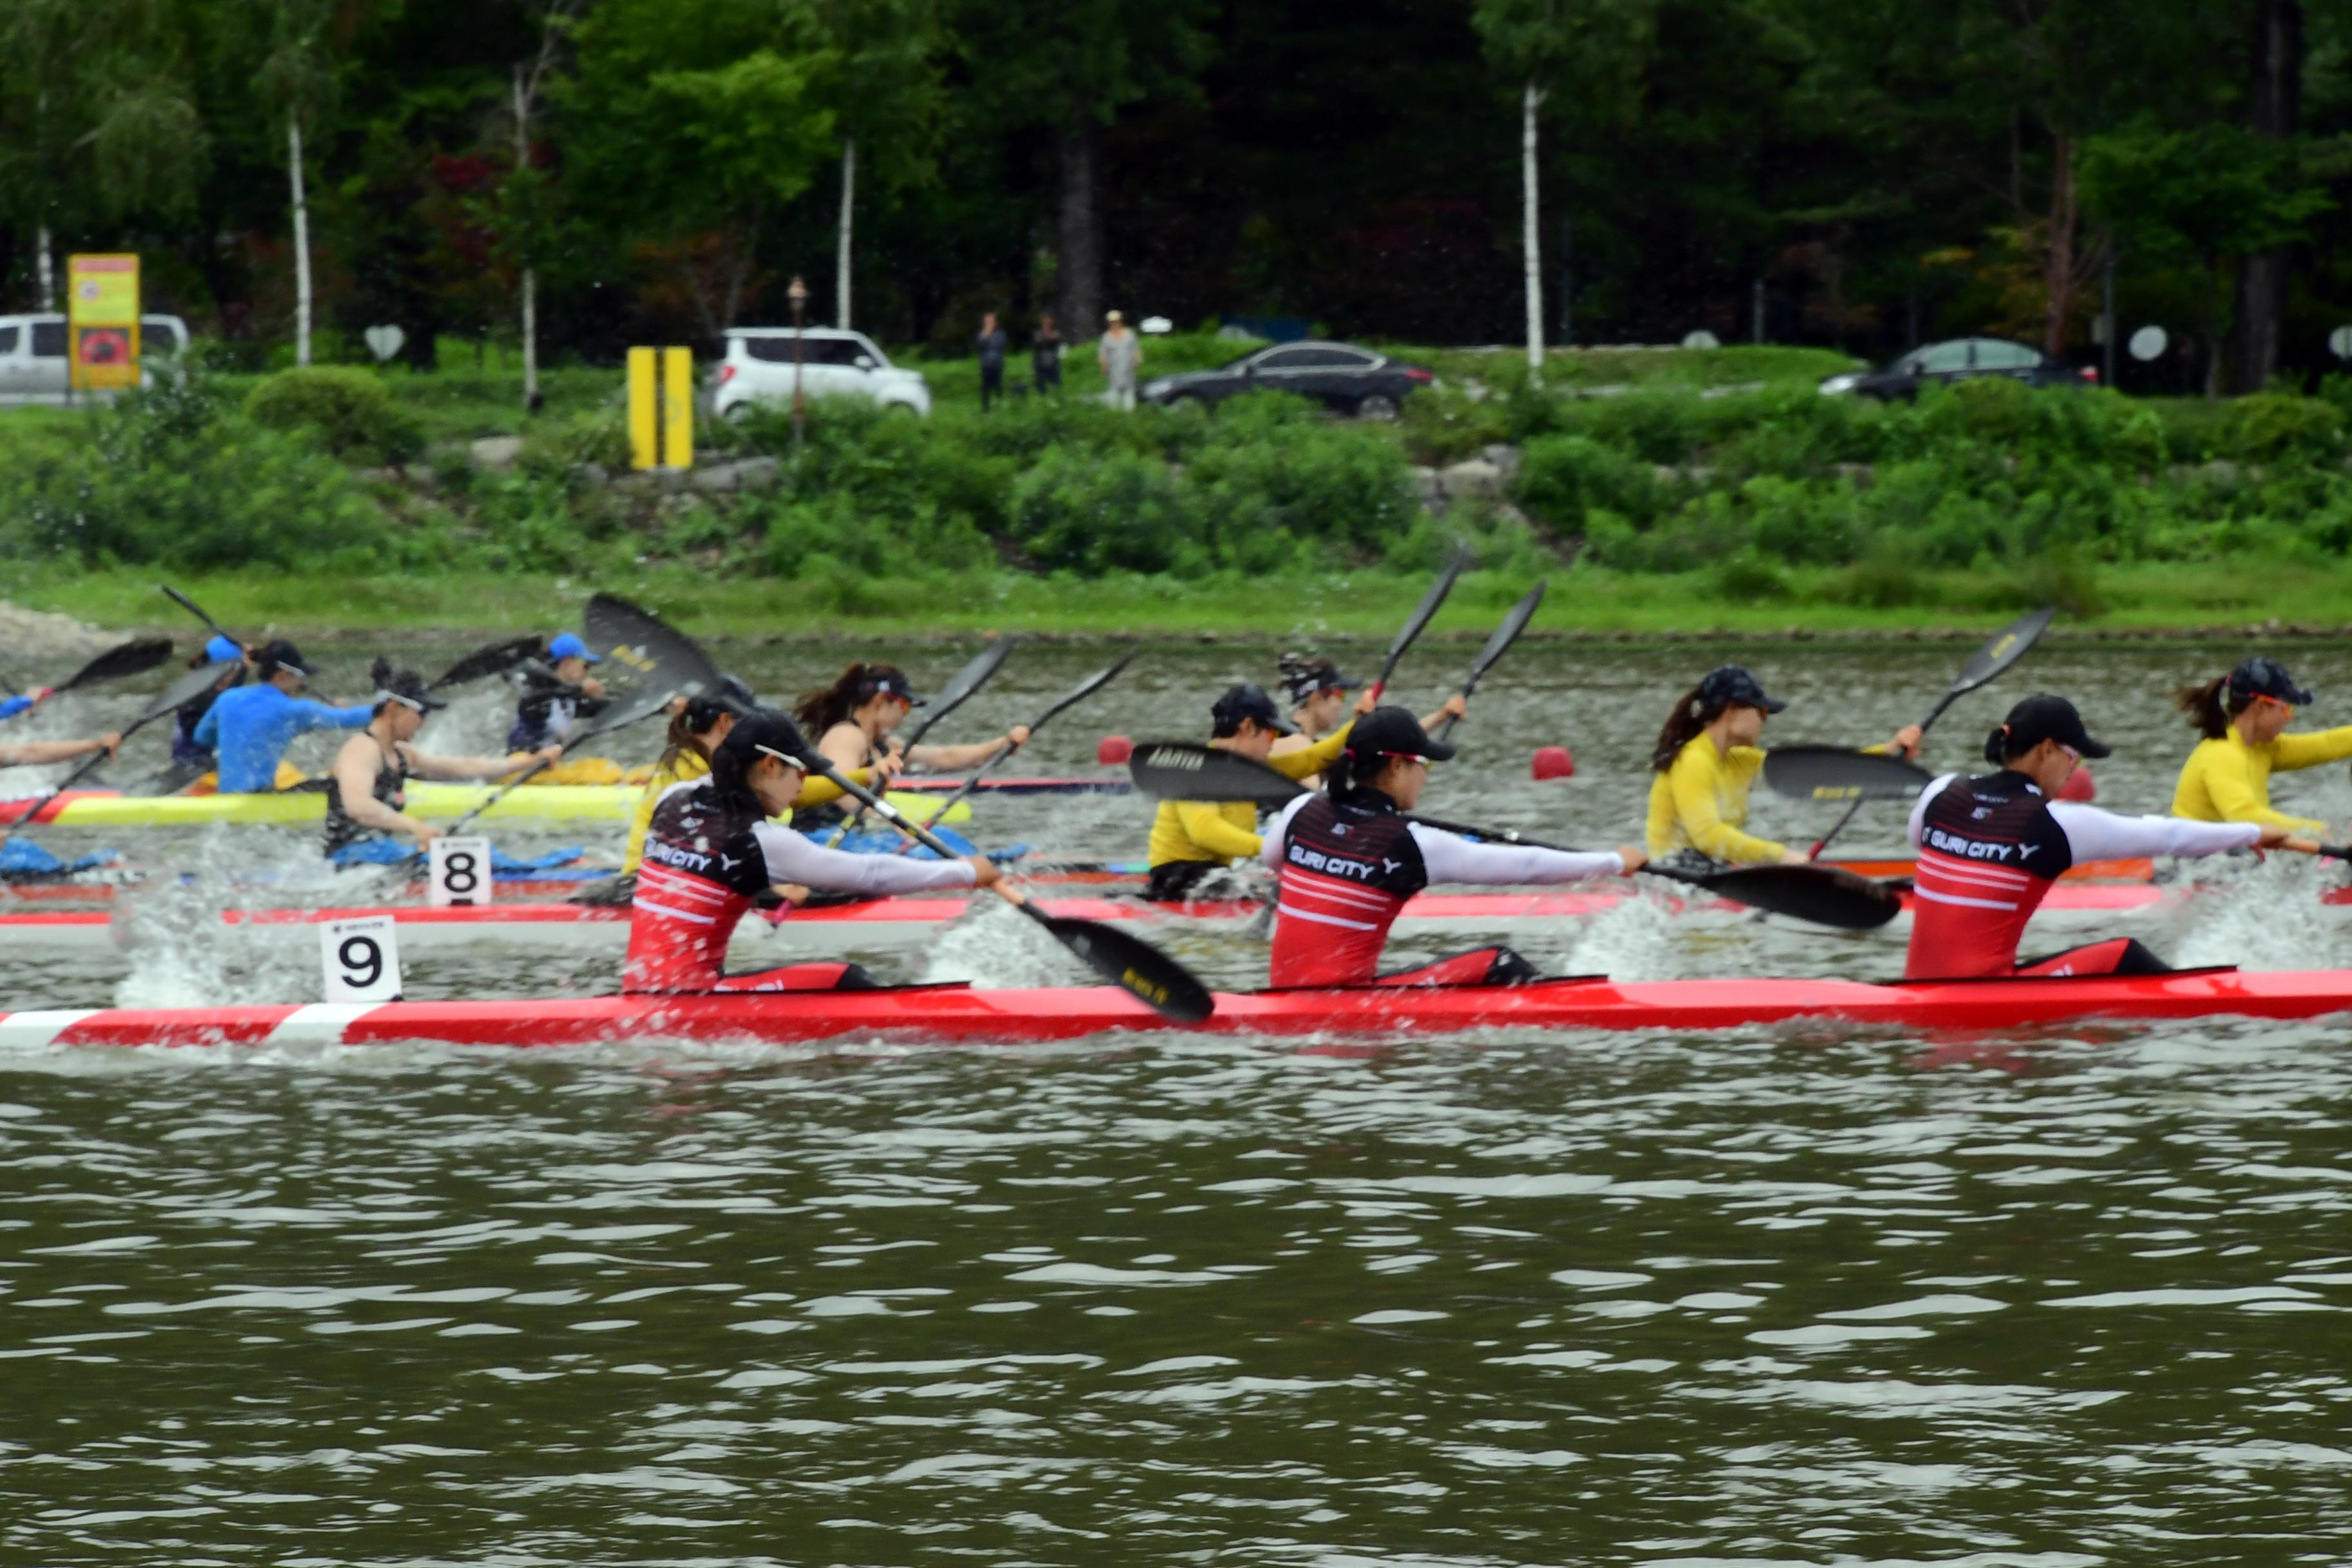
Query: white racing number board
320,916,403,1003
429,836,494,907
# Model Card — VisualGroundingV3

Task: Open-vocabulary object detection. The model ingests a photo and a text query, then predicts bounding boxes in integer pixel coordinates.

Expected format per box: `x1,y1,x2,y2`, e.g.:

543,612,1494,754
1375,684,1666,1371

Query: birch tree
257,0,336,366
813,0,946,330
1471,0,1652,378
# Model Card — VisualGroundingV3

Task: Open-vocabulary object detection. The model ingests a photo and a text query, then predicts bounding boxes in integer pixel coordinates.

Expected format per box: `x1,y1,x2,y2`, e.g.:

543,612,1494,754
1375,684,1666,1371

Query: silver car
0,313,189,405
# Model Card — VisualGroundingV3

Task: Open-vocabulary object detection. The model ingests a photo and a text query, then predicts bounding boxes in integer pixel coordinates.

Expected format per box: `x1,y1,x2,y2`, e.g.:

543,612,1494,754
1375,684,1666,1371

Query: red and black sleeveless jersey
1905,770,2072,979
627,781,773,992
1269,794,1428,986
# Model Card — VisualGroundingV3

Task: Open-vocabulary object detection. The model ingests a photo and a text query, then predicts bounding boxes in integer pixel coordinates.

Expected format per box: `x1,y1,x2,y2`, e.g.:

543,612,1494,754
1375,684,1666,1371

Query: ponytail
793,662,908,734
655,708,701,776
2172,676,2237,741
1651,684,1728,772
1983,725,2015,767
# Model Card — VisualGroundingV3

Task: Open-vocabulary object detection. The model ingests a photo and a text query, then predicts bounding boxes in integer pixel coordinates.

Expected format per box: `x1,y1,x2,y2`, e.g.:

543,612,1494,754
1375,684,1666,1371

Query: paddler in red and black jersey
1260,705,1647,988
1905,694,2308,979
627,709,1000,994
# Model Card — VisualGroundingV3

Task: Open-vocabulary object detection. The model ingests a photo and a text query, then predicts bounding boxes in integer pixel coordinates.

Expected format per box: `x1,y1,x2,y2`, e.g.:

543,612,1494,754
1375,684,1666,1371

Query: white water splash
1558,890,1681,981
110,828,349,1008
2173,854,2352,973
919,897,1089,990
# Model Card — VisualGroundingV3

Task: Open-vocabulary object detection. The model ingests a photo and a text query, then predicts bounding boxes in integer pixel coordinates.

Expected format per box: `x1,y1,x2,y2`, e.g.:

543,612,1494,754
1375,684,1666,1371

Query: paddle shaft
435,702,666,836
1369,557,1465,701
886,651,1133,853
1431,582,1545,743
161,585,237,645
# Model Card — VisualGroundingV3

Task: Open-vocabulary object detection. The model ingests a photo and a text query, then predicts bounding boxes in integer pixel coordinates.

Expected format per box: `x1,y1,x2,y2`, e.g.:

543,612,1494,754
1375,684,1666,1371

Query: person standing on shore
975,311,1008,411
1099,310,1141,411
1032,313,1063,395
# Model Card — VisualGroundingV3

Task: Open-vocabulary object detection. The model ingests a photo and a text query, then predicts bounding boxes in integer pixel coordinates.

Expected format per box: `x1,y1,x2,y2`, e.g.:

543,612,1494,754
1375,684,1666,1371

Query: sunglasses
2253,694,2296,717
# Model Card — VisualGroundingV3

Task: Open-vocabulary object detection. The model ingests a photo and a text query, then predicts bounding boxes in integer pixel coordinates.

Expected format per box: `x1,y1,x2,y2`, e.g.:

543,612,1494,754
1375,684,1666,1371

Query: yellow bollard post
661,346,694,469
627,346,659,470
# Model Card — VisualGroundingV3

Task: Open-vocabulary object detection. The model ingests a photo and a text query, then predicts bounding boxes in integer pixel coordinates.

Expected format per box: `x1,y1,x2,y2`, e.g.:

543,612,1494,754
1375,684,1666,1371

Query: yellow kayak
24,787,974,829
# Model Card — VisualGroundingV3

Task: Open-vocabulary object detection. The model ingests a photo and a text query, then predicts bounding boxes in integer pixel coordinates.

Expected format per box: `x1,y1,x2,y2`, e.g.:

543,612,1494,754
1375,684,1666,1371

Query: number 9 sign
429,836,493,907
320,916,403,1003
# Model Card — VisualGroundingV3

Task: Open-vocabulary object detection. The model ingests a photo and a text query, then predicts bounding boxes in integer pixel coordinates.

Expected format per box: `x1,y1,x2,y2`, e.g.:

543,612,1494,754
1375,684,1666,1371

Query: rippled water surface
5,635,2352,1562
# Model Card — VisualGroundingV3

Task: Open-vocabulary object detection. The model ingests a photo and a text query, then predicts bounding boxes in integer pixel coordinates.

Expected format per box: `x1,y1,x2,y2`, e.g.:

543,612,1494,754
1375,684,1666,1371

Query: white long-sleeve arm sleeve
1905,775,1954,848
1260,796,1311,874
2051,803,2260,862
754,822,978,894
1409,824,1623,885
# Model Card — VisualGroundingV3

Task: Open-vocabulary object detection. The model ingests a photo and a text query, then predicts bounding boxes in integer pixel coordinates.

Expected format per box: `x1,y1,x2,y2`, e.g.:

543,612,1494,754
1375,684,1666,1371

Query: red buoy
1097,735,1133,767
1531,745,1575,781
2057,764,2096,803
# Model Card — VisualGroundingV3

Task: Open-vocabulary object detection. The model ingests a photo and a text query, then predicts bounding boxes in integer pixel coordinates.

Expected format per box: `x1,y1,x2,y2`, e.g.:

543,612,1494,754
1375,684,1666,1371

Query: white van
0,313,190,406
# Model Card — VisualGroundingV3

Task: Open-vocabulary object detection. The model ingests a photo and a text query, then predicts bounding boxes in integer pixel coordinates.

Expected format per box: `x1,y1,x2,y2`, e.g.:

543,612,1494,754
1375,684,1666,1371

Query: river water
4,634,2352,1563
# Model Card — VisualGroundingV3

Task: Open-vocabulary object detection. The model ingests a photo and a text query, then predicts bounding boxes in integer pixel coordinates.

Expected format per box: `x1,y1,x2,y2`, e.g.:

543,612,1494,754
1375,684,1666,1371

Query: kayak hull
0,785,974,828
0,883,2208,953
5,968,2349,1049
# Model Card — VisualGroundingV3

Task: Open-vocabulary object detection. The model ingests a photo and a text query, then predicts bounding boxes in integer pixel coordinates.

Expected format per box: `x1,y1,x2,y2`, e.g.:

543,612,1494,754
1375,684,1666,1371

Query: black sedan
1819,337,2097,400
1140,340,1433,419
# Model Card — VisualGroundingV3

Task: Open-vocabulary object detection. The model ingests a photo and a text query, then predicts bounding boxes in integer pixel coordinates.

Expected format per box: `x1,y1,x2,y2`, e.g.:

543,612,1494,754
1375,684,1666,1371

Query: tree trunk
1521,80,1545,378
2224,0,2303,395
1055,119,1102,340
2043,134,2078,358
513,67,538,412
35,224,54,312
836,137,856,329
288,113,313,367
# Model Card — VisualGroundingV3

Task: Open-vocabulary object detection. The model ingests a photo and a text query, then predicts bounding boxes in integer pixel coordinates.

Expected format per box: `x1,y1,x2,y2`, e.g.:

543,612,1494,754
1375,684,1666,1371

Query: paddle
889,649,1134,852
429,634,547,692
1128,740,1900,930
159,584,239,645
1368,554,1467,701
827,638,1018,846
1765,605,2057,857
1763,747,1935,805
0,660,242,840
801,752,1213,1022
0,638,175,721
430,596,724,838
1431,580,1545,743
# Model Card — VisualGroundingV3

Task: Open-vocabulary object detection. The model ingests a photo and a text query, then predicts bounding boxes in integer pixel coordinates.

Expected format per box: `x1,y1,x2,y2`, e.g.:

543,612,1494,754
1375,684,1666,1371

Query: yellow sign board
67,253,140,392
627,346,694,469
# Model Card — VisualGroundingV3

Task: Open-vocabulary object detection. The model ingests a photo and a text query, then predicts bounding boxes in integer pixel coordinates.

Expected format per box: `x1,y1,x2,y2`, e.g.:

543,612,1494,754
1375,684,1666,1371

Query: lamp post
787,274,809,451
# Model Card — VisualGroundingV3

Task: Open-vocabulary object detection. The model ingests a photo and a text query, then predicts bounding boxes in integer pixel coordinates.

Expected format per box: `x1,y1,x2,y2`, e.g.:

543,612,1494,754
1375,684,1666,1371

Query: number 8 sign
429,836,493,907
320,916,404,1003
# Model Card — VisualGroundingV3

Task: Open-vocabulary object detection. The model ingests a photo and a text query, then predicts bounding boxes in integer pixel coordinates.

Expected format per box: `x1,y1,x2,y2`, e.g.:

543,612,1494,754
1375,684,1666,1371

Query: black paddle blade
1128,741,1306,803
1377,554,1468,685
1762,745,1934,803
141,660,244,724
1028,905,1215,1023
1464,581,1546,689
583,594,723,703
1954,605,2056,693
903,640,1017,749
429,634,545,691
62,638,173,692
159,584,235,641
1695,863,1903,930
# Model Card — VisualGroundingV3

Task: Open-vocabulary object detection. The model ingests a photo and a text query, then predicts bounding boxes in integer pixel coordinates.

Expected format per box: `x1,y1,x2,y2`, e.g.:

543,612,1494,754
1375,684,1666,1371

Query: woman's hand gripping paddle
807,752,1214,1023
1431,580,1545,743
0,638,175,722
1368,554,1468,702
827,638,1017,847
0,660,242,841
1765,605,2057,858
1128,741,1900,931
888,649,1135,852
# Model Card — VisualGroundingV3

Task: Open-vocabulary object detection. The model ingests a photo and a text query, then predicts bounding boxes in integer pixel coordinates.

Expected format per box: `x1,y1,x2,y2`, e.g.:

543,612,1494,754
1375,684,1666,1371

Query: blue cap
204,635,243,664
549,632,601,665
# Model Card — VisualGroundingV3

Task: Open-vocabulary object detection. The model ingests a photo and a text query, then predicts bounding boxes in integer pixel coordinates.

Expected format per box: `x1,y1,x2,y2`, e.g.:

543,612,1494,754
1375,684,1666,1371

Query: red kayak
1,968,2345,1050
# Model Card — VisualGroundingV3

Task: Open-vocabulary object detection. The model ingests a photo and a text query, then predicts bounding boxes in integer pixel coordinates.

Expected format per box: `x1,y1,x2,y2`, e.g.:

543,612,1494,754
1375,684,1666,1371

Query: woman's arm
1175,800,1264,861
333,738,430,841
1671,750,1787,864
2051,803,2261,862
1412,826,1636,884
2193,750,2323,832
406,743,562,782
0,733,120,768
1269,722,1353,781
907,726,1032,772
817,723,870,776
2269,725,2352,771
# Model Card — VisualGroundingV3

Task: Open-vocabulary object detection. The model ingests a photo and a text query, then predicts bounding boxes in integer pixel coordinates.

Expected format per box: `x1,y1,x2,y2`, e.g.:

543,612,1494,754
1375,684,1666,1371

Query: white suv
0,313,190,405
712,328,931,420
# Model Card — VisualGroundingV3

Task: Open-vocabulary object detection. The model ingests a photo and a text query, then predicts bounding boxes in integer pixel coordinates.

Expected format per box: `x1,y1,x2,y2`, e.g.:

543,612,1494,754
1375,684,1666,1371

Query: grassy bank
15,560,2351,642
7,338,2352,638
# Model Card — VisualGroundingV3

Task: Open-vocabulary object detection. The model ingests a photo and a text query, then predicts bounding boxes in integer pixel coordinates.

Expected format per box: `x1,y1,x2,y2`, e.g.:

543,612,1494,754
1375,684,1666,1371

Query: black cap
720,707,818,772
375,668,447,713
255,639,308,680
2229,656,2313,707
1278,653,1360,707
685,674,757,728
858,669,925,709
1211,682,1296,736
1342,705,1457,767
1697,664,1786,714
1988,694,2112,765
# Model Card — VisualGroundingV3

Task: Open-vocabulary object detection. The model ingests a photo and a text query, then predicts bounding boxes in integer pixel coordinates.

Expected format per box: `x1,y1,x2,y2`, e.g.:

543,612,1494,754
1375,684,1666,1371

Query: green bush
2227,392,2344,463
244,366,426,462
